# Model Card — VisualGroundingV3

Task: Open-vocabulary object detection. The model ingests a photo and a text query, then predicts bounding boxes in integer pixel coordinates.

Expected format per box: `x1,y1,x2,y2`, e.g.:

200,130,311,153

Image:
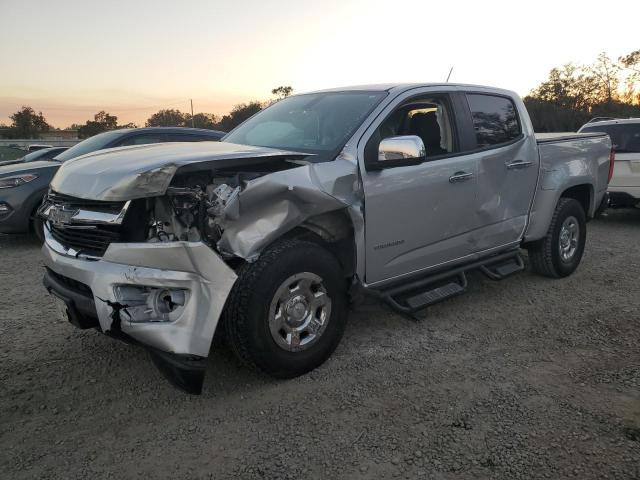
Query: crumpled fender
217,157,360,260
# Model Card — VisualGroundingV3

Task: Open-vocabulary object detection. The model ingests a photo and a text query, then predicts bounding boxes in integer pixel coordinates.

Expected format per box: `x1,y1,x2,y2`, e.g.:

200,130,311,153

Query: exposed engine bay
143,159,308,258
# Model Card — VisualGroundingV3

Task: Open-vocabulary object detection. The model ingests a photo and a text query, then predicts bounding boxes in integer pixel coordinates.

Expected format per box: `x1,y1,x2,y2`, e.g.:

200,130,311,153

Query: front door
360,92,479,285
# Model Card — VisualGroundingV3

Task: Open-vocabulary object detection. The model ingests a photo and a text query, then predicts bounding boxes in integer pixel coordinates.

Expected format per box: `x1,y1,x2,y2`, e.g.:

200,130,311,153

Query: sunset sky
1,0,638,128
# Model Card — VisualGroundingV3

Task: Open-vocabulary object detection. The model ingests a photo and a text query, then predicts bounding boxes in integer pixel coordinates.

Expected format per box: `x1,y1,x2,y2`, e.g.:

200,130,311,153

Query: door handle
506,160,533,170
449,171,474,183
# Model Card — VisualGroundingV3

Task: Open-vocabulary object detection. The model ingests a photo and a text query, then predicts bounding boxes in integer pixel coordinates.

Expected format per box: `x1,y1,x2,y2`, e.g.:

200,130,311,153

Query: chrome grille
42,191,129,258
45,191,126,212
49,224,121,257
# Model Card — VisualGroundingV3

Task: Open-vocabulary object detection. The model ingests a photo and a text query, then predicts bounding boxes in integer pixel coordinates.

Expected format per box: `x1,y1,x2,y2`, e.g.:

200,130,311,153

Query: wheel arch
524,181,595,243
284,209,357,278
560,183,594,219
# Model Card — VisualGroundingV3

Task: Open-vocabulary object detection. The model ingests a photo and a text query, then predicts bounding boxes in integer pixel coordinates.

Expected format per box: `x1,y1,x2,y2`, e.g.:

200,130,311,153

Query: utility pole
190,99,195,128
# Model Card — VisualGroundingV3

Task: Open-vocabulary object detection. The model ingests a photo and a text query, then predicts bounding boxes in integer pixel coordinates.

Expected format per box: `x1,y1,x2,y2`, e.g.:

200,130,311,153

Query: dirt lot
1,209,639,480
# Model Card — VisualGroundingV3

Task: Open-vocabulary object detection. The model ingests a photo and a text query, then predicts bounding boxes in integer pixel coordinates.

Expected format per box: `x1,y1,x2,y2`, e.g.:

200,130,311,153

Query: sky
1,0,638,128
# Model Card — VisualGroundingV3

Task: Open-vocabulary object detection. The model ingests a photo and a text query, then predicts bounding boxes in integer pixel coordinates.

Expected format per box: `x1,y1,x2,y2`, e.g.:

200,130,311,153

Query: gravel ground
1,209,639,479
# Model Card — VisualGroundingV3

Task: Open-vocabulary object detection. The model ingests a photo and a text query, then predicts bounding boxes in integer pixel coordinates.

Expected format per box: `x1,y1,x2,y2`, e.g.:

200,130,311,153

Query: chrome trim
449,171,474,183
378,135,425,162
43,222,102,261
41,200,131,226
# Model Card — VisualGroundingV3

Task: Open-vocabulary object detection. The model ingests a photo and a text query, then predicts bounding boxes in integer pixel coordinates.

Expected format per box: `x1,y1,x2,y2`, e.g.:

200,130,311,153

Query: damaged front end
41,142,359,393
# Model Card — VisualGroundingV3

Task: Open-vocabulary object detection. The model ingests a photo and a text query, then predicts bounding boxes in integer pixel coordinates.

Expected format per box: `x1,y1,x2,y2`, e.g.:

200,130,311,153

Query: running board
367,250,523,316
479,254,524,280
386,273,468,314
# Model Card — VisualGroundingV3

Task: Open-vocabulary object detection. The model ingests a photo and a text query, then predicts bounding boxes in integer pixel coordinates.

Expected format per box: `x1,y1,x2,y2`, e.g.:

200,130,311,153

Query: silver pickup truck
40,84,613,393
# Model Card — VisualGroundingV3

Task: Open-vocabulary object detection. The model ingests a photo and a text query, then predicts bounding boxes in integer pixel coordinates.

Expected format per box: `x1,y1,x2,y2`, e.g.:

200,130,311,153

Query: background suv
579,118,640,208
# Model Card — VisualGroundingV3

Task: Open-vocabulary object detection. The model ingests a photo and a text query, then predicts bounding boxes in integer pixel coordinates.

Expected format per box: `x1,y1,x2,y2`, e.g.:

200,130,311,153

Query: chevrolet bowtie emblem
47,206,78,227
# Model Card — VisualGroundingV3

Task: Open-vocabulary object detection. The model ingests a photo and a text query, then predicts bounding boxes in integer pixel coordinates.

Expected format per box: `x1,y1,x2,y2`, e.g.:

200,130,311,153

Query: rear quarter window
117,134,167,146
580,124,640,153
466,94,521,148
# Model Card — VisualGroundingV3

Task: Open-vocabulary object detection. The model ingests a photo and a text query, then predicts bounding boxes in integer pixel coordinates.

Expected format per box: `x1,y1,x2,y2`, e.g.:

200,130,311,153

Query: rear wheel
224,238,348,378
527,198,586,278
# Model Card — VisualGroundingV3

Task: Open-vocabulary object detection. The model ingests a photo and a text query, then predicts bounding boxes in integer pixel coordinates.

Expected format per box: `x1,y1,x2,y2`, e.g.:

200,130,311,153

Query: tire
224,238,348,378
527,198,586,278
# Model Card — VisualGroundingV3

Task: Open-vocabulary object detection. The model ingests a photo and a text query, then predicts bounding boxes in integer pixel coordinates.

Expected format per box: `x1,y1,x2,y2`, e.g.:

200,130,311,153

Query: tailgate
610,152,640,187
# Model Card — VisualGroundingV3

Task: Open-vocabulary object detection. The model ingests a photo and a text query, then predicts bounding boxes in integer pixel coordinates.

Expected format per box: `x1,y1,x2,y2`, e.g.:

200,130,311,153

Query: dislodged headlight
0,174,39,189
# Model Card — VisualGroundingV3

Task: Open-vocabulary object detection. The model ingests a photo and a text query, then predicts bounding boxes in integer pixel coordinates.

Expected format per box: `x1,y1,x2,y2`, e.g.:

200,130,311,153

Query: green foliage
145,109,188,127
217,101,263,132
525,50,640,132
77,111,135,139
271,86,293,100
5,106,51,139
186,113,220,129
145,109,220,130
144,101,264,132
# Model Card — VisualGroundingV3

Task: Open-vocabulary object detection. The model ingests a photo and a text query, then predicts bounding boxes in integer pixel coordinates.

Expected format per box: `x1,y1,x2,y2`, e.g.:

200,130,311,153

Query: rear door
462,93,539,251
360,89,480,285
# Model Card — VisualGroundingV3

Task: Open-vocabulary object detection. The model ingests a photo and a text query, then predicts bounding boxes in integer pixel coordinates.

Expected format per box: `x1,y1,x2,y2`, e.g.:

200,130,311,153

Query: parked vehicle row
0,127,225,240
0,146,68,167
37,84,613,393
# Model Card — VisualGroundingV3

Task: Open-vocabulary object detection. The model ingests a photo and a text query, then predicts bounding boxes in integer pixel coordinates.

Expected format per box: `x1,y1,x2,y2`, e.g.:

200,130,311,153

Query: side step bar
479,254,524,280
367,250,524,316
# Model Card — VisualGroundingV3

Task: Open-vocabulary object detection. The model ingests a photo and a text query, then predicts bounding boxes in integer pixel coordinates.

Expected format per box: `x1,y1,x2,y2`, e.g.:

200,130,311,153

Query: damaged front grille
41,191,130,258
46,191,127,212
49,224,121,257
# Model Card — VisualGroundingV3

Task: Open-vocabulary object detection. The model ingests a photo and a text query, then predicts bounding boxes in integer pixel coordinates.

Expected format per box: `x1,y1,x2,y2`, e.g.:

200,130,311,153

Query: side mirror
377,135,425,167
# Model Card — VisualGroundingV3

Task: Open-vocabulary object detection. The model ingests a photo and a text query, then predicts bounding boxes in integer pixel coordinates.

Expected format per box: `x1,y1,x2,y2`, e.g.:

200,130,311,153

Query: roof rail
585,117,618,124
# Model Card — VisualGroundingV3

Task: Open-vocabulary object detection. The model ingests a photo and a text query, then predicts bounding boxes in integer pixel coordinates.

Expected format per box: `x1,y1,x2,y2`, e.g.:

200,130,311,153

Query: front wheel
527,198,586,278
224,238,348,378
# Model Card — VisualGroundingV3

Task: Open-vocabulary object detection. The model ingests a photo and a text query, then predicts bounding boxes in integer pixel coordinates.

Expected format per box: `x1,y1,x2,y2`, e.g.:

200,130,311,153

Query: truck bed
525,131,612,242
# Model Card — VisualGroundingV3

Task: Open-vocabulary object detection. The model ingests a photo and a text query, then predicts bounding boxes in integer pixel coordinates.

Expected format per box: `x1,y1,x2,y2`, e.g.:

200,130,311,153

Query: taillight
608,148,615,184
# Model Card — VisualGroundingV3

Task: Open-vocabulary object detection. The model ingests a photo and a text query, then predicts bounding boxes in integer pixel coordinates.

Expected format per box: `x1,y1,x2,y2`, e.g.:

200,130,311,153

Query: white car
579,118,640,208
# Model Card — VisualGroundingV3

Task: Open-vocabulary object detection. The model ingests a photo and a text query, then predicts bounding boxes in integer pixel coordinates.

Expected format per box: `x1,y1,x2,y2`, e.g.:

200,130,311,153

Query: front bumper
42,234,238,392
0,188,37,233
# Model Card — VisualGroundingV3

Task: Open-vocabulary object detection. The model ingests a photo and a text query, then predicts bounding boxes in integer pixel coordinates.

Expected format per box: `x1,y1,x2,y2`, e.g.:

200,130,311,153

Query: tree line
524,50,640,131
0,86,293,139
3,53,640,140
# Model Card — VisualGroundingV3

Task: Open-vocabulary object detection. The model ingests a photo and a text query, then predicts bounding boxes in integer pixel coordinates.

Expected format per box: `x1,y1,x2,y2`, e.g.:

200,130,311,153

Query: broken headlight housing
113,285,188,323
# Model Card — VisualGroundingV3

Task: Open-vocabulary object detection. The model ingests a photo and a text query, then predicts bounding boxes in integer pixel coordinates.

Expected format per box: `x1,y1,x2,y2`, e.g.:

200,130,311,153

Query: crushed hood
50,141,310,201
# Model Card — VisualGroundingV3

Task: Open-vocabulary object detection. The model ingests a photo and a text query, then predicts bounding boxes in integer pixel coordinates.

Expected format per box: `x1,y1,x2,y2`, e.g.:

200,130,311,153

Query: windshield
54,130,125,162
21,149,48,162
22,148,60,163
581,123,640,153
223,91,387,161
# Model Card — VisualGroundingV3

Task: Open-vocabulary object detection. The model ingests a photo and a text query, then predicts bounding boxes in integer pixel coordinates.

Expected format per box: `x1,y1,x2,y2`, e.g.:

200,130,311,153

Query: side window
375,96,457,158
466,94,521,148
164,134,206,142
117,134,167,146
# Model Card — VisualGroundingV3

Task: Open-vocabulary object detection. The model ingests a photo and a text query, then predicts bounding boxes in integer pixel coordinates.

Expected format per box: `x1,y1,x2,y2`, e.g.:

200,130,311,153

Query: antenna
446,67,454,82
190,99,195,128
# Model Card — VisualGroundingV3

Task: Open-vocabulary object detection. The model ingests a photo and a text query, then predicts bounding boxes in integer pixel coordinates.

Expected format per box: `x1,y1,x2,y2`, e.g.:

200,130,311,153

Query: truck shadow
595,207,640,226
